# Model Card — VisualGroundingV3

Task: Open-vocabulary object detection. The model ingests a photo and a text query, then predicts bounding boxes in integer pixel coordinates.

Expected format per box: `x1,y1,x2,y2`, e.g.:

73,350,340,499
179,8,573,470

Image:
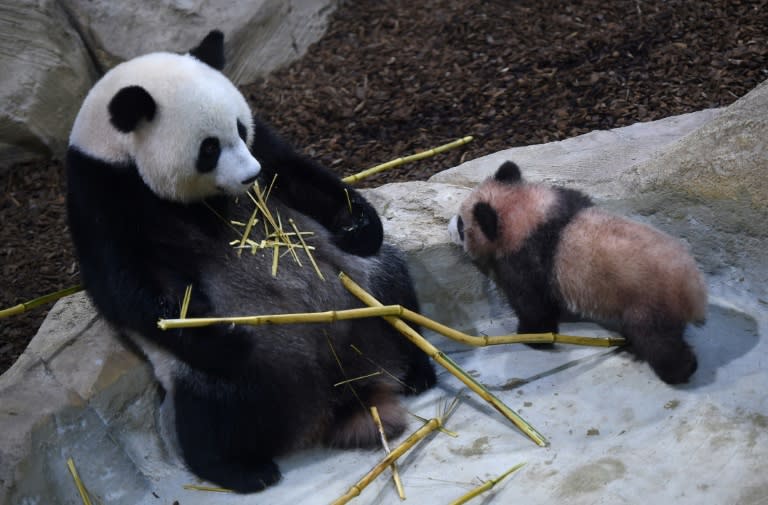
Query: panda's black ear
494,161,522,184
473,202,498,241
189,30,225,70
108,86,156,133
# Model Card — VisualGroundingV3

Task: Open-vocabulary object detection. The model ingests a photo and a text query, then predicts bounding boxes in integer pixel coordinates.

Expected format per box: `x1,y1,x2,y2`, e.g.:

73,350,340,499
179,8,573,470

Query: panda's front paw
332,199,383,256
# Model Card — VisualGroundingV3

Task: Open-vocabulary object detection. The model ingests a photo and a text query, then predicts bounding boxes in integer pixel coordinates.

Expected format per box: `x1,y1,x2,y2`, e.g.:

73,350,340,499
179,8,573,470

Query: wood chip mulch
1,0,766,374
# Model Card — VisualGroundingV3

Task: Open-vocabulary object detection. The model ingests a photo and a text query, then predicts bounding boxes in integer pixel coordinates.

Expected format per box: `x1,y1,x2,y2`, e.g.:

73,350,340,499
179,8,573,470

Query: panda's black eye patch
457,216,465,241
197,137,221,173
236,120,248,142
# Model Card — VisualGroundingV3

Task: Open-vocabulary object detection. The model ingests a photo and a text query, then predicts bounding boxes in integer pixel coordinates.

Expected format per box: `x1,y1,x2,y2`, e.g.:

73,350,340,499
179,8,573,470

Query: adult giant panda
448,161,707,385
66,31,435,493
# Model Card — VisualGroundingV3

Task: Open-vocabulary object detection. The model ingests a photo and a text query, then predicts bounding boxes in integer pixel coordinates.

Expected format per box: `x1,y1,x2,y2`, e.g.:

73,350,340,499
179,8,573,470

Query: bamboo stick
338,272,548,447
370,406,406,500
289,218,325,280
448,462,526,505
158,305,404,330
332,417,441,505
236,204,260,257
342,136,473,184
158,302,625,347
331,398,459,505
400,308,626,347
182,484,233,493
179,284,193,319
66,457,93,505
0,285,83,319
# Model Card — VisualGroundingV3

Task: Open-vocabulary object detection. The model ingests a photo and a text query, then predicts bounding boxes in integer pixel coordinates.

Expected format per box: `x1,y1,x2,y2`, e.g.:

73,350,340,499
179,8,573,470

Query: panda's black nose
241,174,259,185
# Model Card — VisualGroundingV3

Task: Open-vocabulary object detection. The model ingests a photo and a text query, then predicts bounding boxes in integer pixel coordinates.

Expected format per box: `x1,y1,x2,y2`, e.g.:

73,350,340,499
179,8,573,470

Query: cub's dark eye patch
197,137,221,173
457,216,465,241
237,120,247,142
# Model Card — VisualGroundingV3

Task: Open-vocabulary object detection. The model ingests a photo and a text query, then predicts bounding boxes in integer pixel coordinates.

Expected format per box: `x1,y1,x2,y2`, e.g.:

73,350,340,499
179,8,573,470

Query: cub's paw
650,344,698,385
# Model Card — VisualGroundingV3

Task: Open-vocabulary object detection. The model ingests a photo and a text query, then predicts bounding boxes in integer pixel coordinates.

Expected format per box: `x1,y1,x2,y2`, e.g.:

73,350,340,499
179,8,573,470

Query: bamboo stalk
448,462,526,505
338,272,548,447
344,188,353,214
331,398,459,505
289,218,325,280
236,204,260,257
370,406,406,500
342,136,474,184
158,303,623,347
350,344,416,394
182,484,233,493
271,243,282,267
66,457,93,505
0,285,83,319
158,305,404,330
400,308,626,347
334,371,382,387
179,284,193,319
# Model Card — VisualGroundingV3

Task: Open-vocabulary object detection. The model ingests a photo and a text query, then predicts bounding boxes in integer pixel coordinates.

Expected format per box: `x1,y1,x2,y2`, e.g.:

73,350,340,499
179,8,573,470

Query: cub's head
69,31,260,203
448,161,557,261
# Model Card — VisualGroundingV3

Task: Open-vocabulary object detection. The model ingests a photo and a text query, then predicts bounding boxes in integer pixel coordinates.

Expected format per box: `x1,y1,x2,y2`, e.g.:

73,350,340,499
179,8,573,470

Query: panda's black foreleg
506,290,560,349
173,375,283,493
370,245,437,394
250,118,383,256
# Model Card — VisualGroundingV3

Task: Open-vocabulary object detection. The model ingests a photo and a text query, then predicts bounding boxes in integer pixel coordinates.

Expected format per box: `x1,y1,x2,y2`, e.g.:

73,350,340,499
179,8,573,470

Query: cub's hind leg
621,308,697,384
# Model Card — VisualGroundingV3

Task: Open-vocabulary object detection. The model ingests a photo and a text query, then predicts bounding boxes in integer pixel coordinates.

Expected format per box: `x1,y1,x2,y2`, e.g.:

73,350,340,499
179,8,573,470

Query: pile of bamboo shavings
229,177,324,279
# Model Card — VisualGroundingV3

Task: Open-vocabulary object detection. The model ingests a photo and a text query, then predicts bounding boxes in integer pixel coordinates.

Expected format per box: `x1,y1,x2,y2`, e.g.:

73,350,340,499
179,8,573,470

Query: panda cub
66,31,435,493
448,161,707,385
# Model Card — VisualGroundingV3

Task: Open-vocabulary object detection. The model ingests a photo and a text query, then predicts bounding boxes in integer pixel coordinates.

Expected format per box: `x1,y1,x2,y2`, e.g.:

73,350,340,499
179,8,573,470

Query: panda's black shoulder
551,186,593,224
66,147,153,218
249,117,295,167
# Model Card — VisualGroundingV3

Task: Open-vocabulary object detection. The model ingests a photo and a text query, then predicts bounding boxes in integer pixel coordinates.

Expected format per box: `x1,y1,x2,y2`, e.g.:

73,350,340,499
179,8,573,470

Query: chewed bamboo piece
448,462,526,505
331,397,460,505
182,484,234,493
338,272,548,447
179,284,193,319
0,285,83,320
342,136,474,184
66,457,94,505
370,406,406,500
289,218,324,280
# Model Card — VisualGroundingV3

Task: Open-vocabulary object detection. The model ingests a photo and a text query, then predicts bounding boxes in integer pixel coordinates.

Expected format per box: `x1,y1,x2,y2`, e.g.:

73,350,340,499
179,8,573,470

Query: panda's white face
70,51,261,203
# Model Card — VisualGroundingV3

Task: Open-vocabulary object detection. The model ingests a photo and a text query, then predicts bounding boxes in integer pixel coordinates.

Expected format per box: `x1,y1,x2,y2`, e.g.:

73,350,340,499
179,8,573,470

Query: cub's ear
108,86,156,133
190,30,225,70
473,202,498,241
494,161,522,184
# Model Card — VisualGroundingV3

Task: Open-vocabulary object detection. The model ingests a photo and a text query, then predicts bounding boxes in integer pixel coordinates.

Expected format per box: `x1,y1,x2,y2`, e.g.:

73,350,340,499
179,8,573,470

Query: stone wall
0,0,336,167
